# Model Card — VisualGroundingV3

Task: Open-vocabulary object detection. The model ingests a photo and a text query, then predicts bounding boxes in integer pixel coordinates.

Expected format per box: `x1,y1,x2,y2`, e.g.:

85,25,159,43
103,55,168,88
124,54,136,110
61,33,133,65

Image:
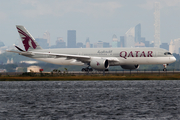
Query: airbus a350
8,25,176,71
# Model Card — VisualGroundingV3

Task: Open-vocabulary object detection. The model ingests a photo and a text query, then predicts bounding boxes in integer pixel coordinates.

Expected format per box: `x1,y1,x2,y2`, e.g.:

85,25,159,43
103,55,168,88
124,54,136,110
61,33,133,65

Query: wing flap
34,52,91,63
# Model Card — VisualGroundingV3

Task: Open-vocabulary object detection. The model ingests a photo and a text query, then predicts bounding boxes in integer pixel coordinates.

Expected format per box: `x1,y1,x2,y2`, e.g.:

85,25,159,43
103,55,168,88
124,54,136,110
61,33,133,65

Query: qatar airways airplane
8,25,176,71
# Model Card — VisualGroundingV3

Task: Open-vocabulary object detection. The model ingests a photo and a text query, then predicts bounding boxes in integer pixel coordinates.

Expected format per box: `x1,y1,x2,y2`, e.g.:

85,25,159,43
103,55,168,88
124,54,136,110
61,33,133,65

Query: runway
0,70,180,76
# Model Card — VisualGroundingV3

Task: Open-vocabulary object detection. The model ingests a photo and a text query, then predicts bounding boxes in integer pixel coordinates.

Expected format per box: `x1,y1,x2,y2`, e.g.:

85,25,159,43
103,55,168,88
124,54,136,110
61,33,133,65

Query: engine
121,65,139,70
90,58,109,70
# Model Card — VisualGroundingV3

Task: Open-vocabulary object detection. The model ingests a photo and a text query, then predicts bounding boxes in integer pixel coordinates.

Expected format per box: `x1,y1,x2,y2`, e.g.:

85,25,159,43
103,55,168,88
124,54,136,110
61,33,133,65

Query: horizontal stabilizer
6,50,33,56
15,46,25,52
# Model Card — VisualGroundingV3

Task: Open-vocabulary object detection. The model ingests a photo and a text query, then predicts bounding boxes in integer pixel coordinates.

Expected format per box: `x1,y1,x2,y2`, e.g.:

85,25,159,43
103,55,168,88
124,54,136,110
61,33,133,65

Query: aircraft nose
171,56,176,62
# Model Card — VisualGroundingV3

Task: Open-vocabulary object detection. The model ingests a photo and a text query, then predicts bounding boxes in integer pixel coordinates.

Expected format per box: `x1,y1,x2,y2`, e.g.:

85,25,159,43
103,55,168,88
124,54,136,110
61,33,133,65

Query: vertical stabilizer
16,25,42,51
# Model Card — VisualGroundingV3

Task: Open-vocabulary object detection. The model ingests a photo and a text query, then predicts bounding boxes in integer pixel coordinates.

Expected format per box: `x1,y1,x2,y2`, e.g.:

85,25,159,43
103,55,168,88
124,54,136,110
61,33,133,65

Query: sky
0,0,180,46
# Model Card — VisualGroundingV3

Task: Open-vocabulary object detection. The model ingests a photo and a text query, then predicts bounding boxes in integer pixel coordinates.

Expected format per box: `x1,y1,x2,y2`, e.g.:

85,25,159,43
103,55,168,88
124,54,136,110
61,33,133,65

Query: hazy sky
1,0,180,46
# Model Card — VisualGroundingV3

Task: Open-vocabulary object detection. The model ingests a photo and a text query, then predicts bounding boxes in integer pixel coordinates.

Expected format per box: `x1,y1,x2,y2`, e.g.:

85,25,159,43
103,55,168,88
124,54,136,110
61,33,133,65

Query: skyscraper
112,34,118,48
67,30,76,48
169,40,175,54
135,23,141,43
124,27,135,47
85,37,90,48
43,31,50,47
169,38,180,54
121,24,146,47
154,2,160,48
120,36,125,47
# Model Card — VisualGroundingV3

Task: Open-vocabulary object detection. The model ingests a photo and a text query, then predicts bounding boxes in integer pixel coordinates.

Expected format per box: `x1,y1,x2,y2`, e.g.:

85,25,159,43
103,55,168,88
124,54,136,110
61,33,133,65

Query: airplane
7,25,176,72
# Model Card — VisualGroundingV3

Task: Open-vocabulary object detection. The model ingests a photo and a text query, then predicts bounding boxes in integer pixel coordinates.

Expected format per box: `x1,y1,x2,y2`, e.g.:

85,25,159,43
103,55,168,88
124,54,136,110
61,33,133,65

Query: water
0,81,180,120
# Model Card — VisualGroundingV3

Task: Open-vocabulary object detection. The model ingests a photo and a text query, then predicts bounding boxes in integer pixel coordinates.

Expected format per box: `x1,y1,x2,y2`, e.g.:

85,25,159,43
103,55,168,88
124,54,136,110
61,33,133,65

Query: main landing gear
81,66,93,72
163,64,168,71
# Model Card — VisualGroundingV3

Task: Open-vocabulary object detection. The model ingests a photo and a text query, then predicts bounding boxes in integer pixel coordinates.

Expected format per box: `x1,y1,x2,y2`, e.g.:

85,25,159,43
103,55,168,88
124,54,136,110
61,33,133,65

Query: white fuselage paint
14,25,176,68
29,47,176,66
34,56,175,66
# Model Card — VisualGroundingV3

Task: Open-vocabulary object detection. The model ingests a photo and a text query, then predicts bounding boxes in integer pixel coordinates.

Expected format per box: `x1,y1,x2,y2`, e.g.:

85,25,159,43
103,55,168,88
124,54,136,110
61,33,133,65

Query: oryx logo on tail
17,27,37,51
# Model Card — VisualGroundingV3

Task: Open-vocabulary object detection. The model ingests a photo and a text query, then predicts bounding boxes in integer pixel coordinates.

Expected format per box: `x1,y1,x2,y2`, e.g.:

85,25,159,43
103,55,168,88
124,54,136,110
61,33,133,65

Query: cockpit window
164,52,172,55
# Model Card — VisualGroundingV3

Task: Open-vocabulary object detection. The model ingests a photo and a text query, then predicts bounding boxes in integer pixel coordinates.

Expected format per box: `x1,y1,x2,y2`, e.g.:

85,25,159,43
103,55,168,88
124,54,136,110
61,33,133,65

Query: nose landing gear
163,64,168,71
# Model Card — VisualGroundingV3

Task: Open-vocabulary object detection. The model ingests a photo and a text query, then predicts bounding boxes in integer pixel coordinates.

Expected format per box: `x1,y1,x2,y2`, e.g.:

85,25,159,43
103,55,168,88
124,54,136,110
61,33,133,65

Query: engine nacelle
121,65,139,70
90,58,109,70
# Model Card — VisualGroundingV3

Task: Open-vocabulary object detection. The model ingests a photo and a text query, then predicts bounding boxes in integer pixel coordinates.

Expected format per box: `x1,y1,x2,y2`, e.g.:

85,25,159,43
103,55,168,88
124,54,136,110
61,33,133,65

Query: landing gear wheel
81,68,86,71
89,68,93,71
163,64,168,72
81,67,93,72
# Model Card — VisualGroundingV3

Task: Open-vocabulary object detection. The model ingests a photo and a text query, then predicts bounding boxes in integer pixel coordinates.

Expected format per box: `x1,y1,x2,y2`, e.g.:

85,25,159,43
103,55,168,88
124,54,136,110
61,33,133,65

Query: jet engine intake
90,58,109,70
121,65,139,70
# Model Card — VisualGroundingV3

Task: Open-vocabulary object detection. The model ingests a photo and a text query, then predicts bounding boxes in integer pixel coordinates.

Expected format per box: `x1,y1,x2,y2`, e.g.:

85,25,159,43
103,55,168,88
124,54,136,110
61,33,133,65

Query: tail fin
16,25,42,51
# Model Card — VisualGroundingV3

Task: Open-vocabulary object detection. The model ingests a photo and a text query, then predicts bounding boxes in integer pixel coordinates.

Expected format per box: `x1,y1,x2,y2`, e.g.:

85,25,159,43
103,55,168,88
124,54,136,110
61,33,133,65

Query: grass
0,73,180,81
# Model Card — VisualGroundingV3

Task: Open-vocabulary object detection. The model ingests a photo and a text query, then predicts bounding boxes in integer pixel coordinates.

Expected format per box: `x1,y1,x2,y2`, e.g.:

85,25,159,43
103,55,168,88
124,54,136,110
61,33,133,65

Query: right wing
33,51,120,64
33,51,91,63
7,46,120,65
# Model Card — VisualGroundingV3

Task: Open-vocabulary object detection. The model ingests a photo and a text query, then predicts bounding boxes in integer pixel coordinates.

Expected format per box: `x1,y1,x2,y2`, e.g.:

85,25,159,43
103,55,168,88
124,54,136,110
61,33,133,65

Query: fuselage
26,47,176,66
11,25,177,71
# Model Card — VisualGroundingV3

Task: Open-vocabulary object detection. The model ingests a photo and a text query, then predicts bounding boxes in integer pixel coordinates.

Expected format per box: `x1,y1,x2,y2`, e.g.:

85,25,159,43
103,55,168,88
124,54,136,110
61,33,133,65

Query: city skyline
33,23,153,49
0,0,180,46
0,22,177,52
0,23,177,49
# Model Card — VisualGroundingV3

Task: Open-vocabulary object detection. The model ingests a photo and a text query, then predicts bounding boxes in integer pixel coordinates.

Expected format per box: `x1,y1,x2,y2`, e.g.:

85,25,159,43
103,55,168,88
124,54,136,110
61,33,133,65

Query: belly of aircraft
118,57,172,65
35,57,173,66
